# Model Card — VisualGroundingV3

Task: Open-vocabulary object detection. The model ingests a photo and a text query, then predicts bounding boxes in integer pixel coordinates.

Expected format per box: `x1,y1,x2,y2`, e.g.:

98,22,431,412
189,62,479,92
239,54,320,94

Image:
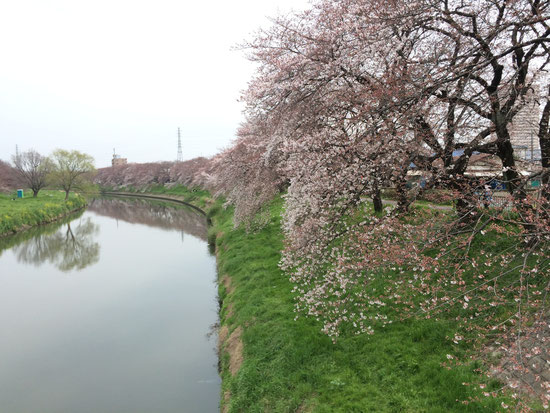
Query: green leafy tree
49,149,96,200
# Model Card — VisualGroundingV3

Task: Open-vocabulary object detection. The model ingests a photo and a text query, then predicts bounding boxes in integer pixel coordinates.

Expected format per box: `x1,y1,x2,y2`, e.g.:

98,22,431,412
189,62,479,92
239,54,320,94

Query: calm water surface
0,198,220,413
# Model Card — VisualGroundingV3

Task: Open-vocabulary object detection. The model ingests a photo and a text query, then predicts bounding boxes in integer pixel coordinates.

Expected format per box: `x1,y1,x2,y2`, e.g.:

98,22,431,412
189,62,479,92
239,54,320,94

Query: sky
0,0,310,168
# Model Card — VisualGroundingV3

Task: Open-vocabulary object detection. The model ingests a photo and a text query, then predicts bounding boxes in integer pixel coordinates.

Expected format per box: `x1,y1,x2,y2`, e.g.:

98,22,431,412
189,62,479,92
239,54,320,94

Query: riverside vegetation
0,190,87,236
127,185,528,412
1,182,541,410
92,4,550,408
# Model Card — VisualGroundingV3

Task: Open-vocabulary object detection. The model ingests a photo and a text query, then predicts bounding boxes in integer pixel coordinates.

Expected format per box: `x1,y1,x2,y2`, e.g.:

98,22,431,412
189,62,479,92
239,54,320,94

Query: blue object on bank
17,189,24,198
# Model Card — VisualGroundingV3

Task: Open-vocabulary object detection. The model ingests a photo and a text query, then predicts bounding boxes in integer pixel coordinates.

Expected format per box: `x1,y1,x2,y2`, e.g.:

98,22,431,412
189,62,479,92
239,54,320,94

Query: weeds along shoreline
0,191,88,237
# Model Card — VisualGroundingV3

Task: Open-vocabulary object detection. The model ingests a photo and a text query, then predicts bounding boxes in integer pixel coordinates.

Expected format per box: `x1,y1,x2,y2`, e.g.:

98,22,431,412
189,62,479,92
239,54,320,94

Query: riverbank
115,185,520,412
100,191,209,217
0,190,87,237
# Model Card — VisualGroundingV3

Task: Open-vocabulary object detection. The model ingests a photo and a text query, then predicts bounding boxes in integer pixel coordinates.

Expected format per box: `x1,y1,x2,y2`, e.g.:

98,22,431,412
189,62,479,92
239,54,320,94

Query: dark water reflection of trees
87,197,208,242
13,218,100,271
0,213,84,257
0,212,101,272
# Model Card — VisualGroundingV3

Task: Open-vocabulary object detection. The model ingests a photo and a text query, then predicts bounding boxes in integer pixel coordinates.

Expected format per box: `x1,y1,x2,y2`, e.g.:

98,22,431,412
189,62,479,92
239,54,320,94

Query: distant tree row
5,149,95,199
94,158,211,189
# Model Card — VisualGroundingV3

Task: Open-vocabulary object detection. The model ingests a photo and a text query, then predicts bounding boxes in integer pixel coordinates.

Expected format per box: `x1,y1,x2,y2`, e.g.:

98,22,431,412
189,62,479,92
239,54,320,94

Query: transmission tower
177,127,183,162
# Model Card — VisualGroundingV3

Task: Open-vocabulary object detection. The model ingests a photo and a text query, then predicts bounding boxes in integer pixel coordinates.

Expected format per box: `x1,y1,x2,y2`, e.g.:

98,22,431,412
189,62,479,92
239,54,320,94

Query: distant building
509,86,542,162
112,151,127,167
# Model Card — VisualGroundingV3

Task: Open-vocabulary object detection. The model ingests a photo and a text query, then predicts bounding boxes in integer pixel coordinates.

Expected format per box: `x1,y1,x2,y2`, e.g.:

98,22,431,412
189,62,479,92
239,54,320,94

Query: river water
0,197,220,413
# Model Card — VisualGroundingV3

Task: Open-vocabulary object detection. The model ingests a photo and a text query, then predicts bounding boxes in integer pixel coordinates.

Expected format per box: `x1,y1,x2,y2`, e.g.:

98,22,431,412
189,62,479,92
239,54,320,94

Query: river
0,197,220,413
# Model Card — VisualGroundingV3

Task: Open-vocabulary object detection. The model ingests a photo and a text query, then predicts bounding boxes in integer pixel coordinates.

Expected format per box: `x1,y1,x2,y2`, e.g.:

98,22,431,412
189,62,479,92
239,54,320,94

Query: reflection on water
88,197,208,242
0,197,219,413
12,217,100,272
0,197,211,272
0,210,85,257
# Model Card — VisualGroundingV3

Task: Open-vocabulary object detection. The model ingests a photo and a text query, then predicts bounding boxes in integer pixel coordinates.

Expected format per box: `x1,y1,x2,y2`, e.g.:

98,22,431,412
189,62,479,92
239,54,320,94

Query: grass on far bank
126,185,516,412
103,184,213,211
0,190,87,236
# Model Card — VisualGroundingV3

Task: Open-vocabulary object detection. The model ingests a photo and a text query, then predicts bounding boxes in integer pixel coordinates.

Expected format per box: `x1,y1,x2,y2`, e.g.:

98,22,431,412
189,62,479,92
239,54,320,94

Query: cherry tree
87,0,550,404
239,0,549,381
95,162,174,188
0,160,21,191
169,157,211,187
208,117,287,227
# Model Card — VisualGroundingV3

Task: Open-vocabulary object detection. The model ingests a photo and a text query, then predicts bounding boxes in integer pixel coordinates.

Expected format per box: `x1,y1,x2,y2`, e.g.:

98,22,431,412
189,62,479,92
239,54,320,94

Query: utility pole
177,127,183,162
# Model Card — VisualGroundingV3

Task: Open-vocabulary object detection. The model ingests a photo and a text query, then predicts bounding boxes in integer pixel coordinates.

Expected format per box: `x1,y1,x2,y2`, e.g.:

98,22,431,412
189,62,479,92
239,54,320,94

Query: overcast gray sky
0,0,309,168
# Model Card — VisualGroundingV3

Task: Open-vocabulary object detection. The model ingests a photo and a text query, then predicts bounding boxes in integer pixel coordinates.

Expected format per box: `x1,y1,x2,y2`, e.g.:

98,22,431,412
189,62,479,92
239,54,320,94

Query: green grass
122,185,515,412
0,190,87,235
212,199,513,412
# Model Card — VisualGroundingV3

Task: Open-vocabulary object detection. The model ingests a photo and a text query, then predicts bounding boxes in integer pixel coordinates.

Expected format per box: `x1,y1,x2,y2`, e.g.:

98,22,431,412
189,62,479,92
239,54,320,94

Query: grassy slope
214,200,512,412
144,185,513,412
0,190,87,235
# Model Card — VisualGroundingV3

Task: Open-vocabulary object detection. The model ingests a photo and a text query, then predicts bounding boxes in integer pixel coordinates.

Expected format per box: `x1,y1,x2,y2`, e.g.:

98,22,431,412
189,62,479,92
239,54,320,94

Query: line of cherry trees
96,0,550,334
96,1,550,403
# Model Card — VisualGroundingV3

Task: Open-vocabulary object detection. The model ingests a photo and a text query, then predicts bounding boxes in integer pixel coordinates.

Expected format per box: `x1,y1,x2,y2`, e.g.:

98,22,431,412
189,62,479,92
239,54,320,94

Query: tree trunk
65,190,70,200
33,189,38,197
539,95,550,203
395,175,409,213
494,117,526,201
372,188,383,213
449,175,477,223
